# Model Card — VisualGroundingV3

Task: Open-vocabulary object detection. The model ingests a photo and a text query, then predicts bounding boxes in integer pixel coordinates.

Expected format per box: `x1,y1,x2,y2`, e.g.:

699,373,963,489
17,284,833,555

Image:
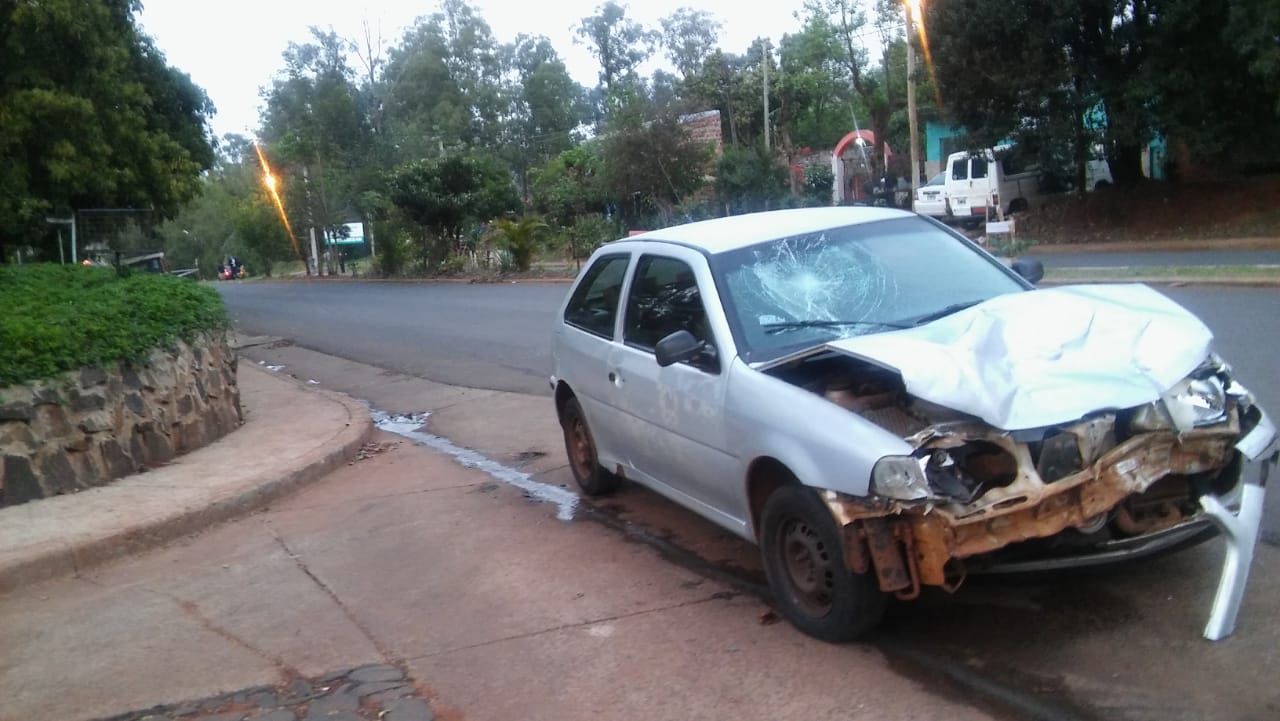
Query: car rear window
564,254,630,339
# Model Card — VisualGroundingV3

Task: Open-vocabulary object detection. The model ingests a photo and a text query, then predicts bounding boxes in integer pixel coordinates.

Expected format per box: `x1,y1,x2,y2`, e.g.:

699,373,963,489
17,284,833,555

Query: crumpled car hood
820,284,1213,430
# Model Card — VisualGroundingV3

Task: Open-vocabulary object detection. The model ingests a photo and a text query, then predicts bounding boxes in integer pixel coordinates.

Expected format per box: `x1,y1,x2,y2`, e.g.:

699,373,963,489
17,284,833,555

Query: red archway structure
830,130,893,204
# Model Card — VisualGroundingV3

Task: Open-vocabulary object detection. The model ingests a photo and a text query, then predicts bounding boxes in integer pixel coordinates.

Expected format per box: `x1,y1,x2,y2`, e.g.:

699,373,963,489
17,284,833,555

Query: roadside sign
327,222,365,246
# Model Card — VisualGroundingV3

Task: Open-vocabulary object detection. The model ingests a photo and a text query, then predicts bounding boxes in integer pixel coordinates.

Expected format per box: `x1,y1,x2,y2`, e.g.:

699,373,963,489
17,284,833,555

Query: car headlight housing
871,456,932,500
1162,375,1228,431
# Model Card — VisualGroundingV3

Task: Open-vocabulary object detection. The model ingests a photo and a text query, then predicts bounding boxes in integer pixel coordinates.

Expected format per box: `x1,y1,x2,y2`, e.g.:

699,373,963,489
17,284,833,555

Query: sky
137,0,810,139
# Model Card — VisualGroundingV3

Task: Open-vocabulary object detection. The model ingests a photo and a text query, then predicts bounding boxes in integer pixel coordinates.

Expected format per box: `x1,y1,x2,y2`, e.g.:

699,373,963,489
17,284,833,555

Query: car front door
607,248,744,526
557,252,634,471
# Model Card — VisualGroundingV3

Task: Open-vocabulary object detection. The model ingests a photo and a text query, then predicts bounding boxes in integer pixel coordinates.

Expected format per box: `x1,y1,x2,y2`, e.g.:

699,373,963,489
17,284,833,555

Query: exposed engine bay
765,350,1268,616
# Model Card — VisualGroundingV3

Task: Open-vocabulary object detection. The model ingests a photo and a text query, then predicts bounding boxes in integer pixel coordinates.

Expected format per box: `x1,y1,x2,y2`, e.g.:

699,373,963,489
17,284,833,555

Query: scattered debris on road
351,441,399,464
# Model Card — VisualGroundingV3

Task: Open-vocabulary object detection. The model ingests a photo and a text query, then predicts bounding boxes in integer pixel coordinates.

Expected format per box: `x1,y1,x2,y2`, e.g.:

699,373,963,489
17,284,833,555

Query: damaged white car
549,207,1277,643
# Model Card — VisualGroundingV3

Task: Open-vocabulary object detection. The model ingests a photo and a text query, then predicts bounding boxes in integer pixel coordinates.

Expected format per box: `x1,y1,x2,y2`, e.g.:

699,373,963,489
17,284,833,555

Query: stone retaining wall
0,332,241,505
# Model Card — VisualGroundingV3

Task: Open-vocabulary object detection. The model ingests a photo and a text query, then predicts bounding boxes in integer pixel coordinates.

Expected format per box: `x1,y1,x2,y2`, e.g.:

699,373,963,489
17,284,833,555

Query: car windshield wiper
897,299,984,327
762,319,910,335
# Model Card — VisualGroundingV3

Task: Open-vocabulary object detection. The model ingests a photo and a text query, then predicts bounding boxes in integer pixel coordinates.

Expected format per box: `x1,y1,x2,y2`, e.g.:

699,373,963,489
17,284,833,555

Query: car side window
564,254,630,338
951,159,968,181
624,255,713,352
971,157,989,179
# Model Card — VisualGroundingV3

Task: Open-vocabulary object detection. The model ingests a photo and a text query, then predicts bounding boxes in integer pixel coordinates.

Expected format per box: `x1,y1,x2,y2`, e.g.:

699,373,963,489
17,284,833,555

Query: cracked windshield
718,216,1024,359
3,1,1279,721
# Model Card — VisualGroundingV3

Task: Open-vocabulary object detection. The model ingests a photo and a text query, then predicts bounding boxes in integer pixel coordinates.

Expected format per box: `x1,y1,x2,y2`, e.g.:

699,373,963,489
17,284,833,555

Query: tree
681,50,750,145
774,25,852,151
152,133,301,279
230,192,295,278
259,28,374,274
381,1,505,156
530,145,610,228
714,144,790,214
387,153,520,270
503,35,590,198
926,1,1091,184
1148,0,1280,176
1230,0,1280,117
926,0,1280,184
576,2,658,98
659,8,723,81
599,92,713,226
800,0,894,175
0,0,215,260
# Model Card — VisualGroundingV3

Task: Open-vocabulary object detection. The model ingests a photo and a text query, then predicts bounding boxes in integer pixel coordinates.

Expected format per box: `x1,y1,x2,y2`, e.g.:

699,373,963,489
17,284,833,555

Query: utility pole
302,166,317,276
905,0,921,197
762,39,771,151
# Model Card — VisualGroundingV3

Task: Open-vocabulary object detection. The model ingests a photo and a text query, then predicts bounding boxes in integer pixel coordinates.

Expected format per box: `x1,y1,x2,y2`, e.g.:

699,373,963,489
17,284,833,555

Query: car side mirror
1011,258,1045,284
655,330,705,368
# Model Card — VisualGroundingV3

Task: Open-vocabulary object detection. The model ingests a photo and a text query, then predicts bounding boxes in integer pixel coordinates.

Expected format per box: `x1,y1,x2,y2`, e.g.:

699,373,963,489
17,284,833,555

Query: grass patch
0,264,228,387
1045,265,1280,282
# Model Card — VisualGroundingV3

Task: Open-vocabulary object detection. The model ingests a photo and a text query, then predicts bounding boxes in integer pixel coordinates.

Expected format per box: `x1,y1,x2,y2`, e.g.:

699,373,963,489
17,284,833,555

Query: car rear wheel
760,485,887,642
560,397,620,496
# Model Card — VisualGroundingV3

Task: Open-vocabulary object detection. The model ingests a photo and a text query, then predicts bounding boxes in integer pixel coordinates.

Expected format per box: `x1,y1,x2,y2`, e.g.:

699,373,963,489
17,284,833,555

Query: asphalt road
220,281,570,396
218,280,1279,413
1025,249,1280,267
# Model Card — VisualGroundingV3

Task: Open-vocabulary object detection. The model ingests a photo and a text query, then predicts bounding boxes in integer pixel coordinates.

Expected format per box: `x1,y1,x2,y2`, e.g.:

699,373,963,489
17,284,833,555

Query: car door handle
608,371,618,383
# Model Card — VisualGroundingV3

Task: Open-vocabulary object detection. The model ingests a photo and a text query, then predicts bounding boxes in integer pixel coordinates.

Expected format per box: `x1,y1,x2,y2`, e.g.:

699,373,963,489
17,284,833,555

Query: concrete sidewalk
0,364,371,591
0,366,992,721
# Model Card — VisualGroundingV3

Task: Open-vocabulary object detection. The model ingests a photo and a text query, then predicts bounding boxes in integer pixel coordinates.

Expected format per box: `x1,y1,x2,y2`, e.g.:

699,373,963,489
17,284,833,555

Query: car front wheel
559,396,620,496
760,485,887,642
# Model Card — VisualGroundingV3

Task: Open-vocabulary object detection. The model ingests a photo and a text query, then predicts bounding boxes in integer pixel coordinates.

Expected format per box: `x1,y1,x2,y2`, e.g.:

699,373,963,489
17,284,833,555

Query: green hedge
0,264,229,387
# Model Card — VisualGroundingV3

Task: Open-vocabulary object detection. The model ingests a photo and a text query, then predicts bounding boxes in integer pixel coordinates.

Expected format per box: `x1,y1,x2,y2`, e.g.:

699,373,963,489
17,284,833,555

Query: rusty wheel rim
780,517,834,616
567,415,595,481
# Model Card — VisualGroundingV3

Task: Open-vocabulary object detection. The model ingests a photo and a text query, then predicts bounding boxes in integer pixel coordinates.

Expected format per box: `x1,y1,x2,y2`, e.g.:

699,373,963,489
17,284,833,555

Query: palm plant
490,216,549,272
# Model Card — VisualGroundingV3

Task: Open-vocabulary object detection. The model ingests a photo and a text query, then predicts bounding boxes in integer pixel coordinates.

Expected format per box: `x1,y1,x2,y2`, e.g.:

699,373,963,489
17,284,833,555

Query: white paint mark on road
371,410,579,521
257,361,285,372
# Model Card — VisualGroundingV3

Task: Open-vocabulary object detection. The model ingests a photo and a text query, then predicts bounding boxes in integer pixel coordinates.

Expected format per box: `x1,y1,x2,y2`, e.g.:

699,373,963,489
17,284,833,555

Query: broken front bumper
827,408,1277,639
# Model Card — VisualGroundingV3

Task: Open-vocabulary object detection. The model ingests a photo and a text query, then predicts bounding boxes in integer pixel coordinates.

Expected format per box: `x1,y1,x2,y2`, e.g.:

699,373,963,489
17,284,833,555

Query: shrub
374,235,416,278
0,264,228,387
802,165,835,206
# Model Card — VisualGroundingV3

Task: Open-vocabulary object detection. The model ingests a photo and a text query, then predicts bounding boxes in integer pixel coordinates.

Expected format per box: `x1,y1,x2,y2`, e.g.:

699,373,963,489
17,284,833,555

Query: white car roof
620,206,916,255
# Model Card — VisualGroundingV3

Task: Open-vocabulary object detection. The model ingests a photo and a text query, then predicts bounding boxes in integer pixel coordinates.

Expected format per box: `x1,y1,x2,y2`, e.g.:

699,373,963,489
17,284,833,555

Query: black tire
760,485,887,642
559,396,620,496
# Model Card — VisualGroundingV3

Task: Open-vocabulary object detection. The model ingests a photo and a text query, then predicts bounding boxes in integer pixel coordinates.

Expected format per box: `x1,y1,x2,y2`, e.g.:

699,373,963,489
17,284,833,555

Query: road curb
0,366,373,592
